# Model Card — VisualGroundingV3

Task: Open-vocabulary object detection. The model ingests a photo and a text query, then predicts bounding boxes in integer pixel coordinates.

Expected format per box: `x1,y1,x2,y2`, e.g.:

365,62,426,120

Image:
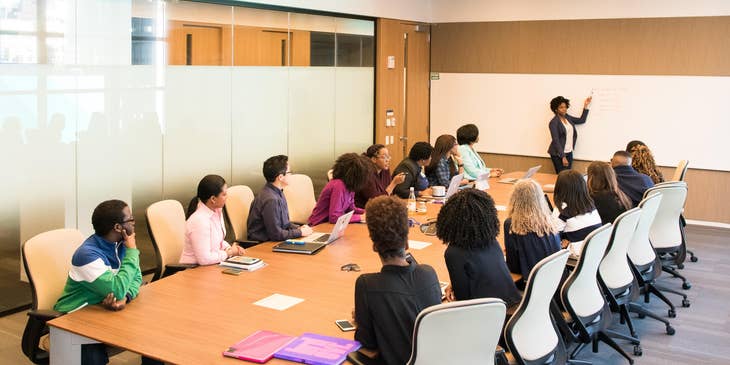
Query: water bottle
408,187,417,215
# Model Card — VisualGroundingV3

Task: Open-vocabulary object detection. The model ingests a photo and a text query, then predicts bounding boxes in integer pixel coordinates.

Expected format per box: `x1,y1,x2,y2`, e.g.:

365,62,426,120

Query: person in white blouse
547,95,592,173
179,174,244,265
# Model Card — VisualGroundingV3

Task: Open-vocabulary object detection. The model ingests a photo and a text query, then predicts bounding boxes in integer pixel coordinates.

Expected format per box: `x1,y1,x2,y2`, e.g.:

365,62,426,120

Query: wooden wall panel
431,16,730,76
481,152,730,224
405,28,431,150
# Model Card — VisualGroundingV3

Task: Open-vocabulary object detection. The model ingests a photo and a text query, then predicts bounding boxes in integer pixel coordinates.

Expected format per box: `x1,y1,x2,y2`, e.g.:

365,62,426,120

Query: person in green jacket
54,200,160,365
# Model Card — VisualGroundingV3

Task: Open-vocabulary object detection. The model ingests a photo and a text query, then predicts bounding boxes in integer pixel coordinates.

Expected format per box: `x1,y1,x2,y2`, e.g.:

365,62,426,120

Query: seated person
308,153,371,225
504,180,561,288
425,134,467,187
392,142,433,198
552,170,602,256
611,150,654,206
587,161,633,224
436,189,522,309
247,155,313,241
54,200,160,365
354,144,406,208
456,123,503,180
353,196,442,365
180,174,244,265
628,142,665,184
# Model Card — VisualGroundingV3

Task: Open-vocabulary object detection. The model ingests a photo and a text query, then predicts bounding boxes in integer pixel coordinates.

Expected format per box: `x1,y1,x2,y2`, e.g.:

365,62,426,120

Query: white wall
239,0,432,22
429,0,730,22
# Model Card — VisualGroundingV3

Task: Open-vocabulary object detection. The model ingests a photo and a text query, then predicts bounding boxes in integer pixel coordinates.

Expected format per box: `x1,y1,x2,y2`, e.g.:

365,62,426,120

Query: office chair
628,194,689,318
224,185,259,248
146,200,197,281
561,224,638,364
505,250,589,365
670,160,697,263
645,182,691,289
21,229,85,364
602,207,675,337
283,174,316,224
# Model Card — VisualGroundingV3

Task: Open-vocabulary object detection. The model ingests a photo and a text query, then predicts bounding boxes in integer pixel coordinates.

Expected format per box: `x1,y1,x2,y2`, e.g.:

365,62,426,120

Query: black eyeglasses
119,217,135,224
340,263,360,272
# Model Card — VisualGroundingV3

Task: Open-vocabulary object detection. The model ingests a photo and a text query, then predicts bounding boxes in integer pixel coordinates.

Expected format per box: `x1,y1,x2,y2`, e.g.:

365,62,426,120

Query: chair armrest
495,346,509,365
22,310,64,361
162,263,198,278
234,239,261,249
290,221,307,226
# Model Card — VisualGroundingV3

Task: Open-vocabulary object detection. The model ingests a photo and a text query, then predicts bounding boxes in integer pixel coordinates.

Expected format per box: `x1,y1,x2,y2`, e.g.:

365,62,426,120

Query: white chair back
146,200,186,279
506,250,569,362
562,224,612,317
226,185,255,241
283,174,316,223
22,229,85,310
628,194,663,267
646,182,687,249
408,298,506,365
672,160,689,182
599,208,641,290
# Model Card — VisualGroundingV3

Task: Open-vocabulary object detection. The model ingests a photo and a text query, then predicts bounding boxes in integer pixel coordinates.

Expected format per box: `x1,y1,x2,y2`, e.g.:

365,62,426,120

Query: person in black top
247,155,313,241
392,142,433,198
504,180,561,289
436,189,522,308
611,150,654,206
587,161,633,224
353,196,441,365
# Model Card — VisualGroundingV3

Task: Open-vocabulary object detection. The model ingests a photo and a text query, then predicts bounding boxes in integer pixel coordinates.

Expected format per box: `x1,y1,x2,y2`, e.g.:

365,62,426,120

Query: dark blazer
614,165,654,206
547,109,589,158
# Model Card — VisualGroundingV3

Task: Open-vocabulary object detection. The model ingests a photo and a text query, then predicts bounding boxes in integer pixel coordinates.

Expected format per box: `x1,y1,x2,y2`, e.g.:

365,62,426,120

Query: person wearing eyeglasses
354,144,406,209
54,200,163,365
180,174,244,265
247,155,313,242
352,196,441,365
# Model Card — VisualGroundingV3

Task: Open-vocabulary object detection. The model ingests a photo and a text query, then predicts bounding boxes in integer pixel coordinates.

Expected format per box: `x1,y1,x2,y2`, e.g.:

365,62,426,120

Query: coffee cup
432,186,446,197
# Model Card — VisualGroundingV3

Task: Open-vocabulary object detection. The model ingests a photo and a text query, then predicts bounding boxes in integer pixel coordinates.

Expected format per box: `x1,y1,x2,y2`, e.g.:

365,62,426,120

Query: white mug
432,186,446,197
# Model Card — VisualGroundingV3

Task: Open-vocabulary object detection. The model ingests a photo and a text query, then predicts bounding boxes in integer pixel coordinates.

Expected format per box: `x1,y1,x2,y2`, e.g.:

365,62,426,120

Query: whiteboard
430,73,730,171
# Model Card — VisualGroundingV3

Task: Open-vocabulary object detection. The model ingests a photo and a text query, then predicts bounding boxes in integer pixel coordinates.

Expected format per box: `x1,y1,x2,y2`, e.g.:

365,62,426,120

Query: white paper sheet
495,205,507,211
254,294,304,311
408,240,432,250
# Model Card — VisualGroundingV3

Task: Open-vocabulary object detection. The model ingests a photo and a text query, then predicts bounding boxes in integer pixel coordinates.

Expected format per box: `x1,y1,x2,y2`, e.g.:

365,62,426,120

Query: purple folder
273,333,361,365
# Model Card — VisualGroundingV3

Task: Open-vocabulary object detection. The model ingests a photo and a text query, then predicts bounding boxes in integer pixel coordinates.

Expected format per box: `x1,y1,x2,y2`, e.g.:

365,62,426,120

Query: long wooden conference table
48,172,557,365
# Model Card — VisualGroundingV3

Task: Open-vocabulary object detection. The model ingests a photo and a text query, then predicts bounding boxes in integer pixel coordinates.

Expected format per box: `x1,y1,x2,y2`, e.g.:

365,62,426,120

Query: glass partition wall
0,0,374,313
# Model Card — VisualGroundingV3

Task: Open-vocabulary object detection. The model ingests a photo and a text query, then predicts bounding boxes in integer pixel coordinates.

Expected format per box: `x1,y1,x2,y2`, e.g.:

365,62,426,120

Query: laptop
272,211,354,254
498,165,542,184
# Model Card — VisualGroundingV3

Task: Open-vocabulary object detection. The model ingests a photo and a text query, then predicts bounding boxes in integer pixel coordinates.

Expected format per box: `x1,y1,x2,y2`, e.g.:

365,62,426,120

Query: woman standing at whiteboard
547,95,592,173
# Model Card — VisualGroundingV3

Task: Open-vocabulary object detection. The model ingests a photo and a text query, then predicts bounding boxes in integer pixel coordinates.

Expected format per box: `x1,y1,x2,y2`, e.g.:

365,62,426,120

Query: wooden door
167,22,223,65
404,26,431,155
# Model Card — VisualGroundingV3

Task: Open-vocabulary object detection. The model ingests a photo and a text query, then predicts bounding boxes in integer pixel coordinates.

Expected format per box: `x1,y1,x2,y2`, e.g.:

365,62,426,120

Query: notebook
498,165,541,184
223,330,296,363
272,241,327,255
288,211,354,244
274,333,361,365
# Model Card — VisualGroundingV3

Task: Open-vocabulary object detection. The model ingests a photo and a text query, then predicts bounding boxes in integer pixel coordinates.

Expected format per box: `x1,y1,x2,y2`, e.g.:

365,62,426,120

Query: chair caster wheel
682,299,690,307
666,325,676,335
668,309,676,318
677,263,685,269
637,313,646,319
633,345,643,356
682,282,692,290
690,256,698,262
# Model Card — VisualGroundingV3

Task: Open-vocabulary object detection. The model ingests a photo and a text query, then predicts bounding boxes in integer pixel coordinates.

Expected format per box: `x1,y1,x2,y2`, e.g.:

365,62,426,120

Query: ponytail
186,174,226,219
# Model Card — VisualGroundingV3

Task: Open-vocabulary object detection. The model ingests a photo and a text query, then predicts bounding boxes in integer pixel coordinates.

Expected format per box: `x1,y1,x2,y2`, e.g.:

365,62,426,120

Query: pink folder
223,330,296,363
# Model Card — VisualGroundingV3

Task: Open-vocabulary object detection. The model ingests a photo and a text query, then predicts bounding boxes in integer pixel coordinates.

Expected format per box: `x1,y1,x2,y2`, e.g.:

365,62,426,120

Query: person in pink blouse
308,153,373,226
179,174,244,265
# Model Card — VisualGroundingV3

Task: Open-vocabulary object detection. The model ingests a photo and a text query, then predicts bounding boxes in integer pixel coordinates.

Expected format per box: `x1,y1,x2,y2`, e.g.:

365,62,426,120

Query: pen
287,240,306,245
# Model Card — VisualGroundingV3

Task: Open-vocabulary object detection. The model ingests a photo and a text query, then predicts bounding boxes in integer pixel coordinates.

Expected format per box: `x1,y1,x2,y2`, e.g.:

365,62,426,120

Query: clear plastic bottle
407,187,417,215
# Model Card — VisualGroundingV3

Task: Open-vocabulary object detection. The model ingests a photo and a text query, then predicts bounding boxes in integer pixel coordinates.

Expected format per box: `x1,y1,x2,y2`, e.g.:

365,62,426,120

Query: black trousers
550,152,573,174
81,344,164,365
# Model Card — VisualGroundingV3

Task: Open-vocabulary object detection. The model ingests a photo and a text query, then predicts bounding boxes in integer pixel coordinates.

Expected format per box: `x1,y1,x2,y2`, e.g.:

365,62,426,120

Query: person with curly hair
587,161,633,224
547,95,592,173
436,189,521,307
352,196,441,365
629,144,665,184
308,153,373,225
504,180,561,288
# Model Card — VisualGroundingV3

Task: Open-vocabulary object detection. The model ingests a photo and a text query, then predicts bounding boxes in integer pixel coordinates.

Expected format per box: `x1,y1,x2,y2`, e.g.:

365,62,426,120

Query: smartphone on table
335,319,356,332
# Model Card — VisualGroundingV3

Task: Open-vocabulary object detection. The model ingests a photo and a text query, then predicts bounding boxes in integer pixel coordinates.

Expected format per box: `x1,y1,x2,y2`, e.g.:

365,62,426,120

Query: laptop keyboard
312,234,330,243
